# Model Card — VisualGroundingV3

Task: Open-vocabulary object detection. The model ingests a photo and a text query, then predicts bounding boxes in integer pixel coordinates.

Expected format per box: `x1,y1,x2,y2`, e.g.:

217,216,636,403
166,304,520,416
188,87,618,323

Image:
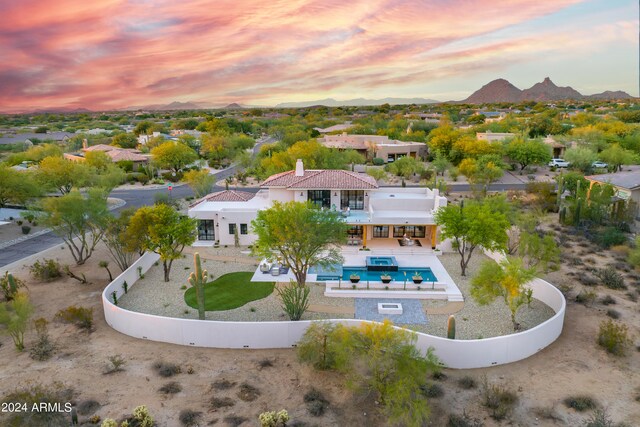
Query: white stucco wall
103,253,566,369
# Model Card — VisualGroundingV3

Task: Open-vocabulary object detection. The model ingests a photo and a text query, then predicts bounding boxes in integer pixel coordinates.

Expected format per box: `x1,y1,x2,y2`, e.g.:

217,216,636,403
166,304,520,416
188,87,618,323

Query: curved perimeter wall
103,253,566,369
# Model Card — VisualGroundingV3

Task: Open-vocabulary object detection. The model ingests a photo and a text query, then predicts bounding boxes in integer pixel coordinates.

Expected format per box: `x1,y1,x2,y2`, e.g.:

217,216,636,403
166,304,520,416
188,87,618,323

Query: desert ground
0,223,639,427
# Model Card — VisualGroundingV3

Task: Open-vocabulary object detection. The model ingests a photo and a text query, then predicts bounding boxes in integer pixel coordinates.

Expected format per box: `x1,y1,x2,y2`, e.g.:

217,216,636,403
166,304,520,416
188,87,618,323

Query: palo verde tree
36,156,91,194
39,189,110,265
127,203,197,281
103,208,138,272
434,198,511,276
150,141,198,174
471,256,536,330
505,137,552,171
0,292,34,351
0,166,41,208
251,201,348,288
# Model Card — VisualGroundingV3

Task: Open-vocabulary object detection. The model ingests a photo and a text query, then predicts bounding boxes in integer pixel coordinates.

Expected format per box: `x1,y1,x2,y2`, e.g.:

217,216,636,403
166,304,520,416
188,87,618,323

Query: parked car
592,161,608,169
548,158,570,168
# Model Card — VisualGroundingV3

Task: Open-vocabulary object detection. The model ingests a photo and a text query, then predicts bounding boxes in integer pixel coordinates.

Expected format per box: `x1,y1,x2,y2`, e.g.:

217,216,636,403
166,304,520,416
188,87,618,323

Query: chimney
82,139,88,150
295,159,304,177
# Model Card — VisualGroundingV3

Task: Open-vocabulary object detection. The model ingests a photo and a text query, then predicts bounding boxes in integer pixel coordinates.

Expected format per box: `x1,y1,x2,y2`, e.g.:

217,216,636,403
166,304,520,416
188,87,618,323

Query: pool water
317,267,437,282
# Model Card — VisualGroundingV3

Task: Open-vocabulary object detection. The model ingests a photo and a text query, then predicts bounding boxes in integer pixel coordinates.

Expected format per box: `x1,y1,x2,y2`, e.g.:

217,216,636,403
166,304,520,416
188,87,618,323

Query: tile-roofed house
188,159,447,248
317,133,426,163
586,170,640,230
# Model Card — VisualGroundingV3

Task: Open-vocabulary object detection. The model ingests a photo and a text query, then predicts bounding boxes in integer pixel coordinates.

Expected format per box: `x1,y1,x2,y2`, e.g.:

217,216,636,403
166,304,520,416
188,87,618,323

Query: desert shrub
152,361,181,377
579,274,599,287
237,382,261,402
0,292,34,351
598,319,632,356
158,381,182,395
1,382,73,426
420,383,444,398
212,378,236,390
21,225,31,234
596,267,626,290
30,318,54,361
606,309,621,319
77,399,101,415
30,258,62,281
595,227,627,248
304,388,329,417
224,415,248,427
457,376,477,389
432,370,448,381
372,157,385,165
179,409,202,427
482,381,518,421
277,281,310,321
576,290,596,306
103,354,126,374
600,295,616,305
531,406,563,422
210,397,235,409
447,412,483,427
584,408,630,427
259,409,289,427
258,358,274,369
563,394,598,412
55,306,93,330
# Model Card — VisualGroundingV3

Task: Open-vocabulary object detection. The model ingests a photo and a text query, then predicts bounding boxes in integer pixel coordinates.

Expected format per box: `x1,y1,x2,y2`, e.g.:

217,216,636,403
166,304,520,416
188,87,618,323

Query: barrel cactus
188,253,207,320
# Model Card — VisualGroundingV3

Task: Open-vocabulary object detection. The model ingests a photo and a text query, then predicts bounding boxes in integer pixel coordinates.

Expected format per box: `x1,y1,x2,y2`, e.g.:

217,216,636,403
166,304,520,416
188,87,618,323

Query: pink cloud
0,0,630,112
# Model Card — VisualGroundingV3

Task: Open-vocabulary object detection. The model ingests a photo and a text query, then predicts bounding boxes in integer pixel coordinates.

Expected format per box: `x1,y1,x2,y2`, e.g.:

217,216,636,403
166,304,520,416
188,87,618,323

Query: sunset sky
0,0,637,112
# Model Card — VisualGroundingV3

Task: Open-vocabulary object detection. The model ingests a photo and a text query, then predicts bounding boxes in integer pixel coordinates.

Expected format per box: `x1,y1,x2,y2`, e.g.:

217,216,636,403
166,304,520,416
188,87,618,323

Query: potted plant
350,273,360,283
412,272,423,284
380,272,392,284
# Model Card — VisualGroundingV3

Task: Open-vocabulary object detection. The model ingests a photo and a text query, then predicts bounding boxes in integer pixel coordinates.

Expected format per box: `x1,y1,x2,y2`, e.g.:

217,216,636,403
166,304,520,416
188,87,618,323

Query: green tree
151,141,198,174
385,156,424,179
598,144,637,172
434,199,511,276
458,155,504,196
505,137,551,171
298,320,440,426
471,257,536,330
427,125,459,158
0,292,33,351
0,167,41,208
84,150,112,171
39,189,110,265
111,132,138,148
431,150,450,176
564,147,597,172
133,120,153,136
127,204,197,281
518,232,560,272
37,156,91,194
183,169,215,198
103,208,138,272
252,201,348,287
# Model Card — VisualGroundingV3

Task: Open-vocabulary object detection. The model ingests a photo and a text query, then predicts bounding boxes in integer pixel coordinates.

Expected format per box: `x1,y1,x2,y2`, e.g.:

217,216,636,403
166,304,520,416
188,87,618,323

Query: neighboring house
475,111,506,123
188,159,447,247
318,133,427,162
585,171,640,225
543,135,566,158
0,131,74,146
64,143,149,169
138,131,174,145
313,122,353,134
476,131,515,142
76,128,112,135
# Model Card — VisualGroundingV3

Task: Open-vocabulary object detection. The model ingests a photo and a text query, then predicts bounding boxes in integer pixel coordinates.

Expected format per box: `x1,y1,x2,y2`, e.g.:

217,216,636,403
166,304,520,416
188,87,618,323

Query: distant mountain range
463,77,633,103
275,97,440,108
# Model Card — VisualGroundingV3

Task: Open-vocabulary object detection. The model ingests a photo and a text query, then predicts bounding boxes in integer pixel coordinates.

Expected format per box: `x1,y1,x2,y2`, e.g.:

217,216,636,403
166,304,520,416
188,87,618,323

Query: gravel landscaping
118,248,556,338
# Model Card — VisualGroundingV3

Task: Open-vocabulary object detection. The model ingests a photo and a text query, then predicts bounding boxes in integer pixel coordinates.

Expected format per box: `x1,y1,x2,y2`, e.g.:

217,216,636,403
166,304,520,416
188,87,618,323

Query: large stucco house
317,133,427,162
188,159,447,247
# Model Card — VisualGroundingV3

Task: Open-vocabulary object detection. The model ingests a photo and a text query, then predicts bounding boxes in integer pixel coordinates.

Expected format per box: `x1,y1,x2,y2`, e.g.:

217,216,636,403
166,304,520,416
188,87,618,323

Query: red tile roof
261,170,378,189
190,190,256,207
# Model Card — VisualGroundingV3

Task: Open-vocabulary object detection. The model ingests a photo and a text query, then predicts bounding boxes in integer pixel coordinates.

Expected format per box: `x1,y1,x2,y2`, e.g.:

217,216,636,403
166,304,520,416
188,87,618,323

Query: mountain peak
542,77,553,84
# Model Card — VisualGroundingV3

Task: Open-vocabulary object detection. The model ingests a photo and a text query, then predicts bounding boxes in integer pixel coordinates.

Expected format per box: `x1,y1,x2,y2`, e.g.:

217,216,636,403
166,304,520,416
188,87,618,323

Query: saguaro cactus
188,252,208,320
447,315,456,339
7,273,18,296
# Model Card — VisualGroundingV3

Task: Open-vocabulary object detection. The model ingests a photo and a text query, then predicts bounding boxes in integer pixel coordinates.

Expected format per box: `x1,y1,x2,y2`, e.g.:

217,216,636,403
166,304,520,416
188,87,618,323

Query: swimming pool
316,266,438,283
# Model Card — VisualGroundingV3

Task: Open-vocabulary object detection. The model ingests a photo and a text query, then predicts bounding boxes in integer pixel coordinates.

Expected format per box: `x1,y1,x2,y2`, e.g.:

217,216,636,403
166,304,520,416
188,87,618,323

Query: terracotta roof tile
190,190,256,207
261,170,378,189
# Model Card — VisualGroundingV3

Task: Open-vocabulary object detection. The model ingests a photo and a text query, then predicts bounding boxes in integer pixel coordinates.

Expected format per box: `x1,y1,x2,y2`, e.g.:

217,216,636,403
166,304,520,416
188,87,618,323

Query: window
340,190,364,210
307,190,331,208
197,220,215,241
347,225,363,237
393,225,426,238
373,225,389,238
228,223,236,235
240,224,248,235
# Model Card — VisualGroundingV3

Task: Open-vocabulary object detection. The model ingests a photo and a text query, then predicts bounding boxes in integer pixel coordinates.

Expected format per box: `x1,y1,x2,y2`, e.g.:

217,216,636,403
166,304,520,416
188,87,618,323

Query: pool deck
251,248,463,302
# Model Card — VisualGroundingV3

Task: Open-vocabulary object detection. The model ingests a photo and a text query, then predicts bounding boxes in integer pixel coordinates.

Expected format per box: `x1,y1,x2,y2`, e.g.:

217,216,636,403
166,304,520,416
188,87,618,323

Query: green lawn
184,272,274,311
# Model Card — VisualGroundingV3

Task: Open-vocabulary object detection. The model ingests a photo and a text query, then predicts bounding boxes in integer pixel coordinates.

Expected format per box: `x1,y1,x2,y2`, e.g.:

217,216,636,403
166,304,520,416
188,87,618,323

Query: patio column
431,225,437,249
363,225,367,247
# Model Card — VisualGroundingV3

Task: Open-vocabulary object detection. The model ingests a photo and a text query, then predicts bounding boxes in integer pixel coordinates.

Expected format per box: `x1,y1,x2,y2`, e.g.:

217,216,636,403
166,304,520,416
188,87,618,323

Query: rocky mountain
225,103,244,109
275,97,440,108
463,78,523,104
463,77,634,103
